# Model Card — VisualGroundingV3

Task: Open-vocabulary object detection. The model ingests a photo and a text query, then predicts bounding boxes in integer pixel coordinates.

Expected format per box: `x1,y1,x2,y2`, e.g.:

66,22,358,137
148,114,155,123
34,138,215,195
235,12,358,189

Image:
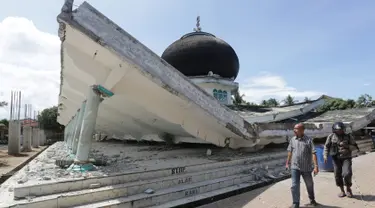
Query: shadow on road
353,194,375,202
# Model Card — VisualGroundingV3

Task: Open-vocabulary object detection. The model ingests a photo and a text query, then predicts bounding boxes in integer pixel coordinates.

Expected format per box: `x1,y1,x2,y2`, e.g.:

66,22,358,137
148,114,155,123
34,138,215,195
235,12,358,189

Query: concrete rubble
0,140,292,207
1,141,285,187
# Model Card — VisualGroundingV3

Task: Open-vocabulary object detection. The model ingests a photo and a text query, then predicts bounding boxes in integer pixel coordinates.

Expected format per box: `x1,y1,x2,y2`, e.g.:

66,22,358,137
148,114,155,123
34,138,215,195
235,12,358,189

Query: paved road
200,152,375,208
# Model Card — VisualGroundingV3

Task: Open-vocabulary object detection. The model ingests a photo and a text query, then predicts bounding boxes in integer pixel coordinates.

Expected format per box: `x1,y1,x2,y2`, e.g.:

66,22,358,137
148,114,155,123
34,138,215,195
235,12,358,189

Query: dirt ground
0,145,44,177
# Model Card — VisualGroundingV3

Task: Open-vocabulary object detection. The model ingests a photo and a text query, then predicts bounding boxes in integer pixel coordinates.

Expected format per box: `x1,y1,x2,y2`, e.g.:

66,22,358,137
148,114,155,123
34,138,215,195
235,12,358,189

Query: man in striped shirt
286,123,319,208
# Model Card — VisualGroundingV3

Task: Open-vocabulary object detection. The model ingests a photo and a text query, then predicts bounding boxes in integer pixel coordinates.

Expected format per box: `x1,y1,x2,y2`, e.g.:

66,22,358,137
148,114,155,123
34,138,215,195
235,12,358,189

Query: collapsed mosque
56,1,374,151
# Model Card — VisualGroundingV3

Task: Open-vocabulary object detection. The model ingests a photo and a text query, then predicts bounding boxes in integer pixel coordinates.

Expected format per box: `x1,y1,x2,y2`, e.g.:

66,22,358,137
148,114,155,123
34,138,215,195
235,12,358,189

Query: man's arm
311,139,318,169
348,134,359,151
286,138,293,166
323,134,332,159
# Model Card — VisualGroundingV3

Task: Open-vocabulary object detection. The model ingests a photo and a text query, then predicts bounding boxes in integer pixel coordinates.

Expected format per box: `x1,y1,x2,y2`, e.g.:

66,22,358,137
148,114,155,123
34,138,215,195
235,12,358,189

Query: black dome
161,32,240,79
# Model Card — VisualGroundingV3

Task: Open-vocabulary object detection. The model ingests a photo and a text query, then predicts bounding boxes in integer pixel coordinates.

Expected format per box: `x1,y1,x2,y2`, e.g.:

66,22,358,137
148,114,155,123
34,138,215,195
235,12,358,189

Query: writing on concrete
171,167,186,175
184,187,199,197
178,176,192,184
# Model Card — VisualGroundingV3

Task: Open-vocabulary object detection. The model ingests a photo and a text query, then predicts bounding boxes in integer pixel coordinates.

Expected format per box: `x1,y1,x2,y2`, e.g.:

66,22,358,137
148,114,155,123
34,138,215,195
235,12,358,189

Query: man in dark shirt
286,123,319,208
323,122,359,198
370,130,375,148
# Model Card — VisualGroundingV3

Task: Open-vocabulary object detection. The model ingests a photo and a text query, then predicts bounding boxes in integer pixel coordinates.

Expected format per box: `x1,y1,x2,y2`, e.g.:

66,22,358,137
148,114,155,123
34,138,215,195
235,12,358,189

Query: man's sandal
346,190,353,198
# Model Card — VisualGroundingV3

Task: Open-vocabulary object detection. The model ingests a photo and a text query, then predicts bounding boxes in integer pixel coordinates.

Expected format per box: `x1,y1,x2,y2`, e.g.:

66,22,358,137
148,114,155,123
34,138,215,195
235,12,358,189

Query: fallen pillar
32,127,39,148
72,101,86,154
68,115,77,151
64,124,68,143
65,120,72,149
73,86,101,170
8,121,20,155
22,126,32,152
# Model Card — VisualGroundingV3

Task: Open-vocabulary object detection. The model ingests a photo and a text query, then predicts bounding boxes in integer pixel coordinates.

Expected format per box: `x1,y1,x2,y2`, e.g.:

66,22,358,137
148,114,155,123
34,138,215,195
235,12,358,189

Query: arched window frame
213,89,218,99
213,89,228,103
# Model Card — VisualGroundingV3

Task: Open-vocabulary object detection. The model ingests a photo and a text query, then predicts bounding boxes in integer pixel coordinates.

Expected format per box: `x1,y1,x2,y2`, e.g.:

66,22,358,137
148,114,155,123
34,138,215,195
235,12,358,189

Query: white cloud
239,72,324,104
0,17,60,119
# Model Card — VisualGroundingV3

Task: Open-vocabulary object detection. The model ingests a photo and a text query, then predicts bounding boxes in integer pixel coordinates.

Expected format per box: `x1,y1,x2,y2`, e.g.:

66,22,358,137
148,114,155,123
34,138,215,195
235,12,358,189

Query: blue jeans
291,169,315,205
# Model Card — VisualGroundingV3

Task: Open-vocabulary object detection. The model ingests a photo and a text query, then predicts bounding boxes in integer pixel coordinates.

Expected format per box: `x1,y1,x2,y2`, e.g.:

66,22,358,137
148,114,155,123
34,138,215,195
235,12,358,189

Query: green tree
356,94,373,107
346,99,356,108
246,102,258,106
232,89,246,105
283,94,296,106
266,98,279,107
304,97,311,102
317,98,353,112
261,100,268,106
38,106,64,132
0,101,7,107
0,119,8,127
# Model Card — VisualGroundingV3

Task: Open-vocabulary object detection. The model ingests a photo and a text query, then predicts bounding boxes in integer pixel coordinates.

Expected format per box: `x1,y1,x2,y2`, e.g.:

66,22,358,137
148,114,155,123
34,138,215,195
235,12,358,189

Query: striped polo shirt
287,135,316,172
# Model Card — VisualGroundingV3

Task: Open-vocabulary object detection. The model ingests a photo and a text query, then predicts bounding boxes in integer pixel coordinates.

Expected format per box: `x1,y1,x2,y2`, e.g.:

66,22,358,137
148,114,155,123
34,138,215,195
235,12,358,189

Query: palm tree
283,94,296,106
232,89,246,105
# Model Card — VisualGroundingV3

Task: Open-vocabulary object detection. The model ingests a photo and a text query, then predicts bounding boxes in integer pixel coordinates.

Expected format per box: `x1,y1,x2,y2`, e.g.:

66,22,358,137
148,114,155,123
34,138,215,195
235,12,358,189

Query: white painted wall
190,77,238,105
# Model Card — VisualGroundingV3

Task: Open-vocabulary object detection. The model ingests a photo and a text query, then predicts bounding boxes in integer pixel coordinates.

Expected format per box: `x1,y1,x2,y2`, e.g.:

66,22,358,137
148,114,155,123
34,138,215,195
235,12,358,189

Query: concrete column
43,130,47,145
23,126,32,152
75,87,101,164
32,128,39,148
0,130,4,140
64,124,68,142
8,121,20,155
66,121,71,147
68,115,78,150
65,121,73,150
39,129,46,146
72,101,86,154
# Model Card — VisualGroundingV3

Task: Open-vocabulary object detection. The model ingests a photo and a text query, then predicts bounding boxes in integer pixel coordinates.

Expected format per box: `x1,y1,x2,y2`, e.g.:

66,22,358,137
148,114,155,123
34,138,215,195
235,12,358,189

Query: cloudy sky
0,0,374,119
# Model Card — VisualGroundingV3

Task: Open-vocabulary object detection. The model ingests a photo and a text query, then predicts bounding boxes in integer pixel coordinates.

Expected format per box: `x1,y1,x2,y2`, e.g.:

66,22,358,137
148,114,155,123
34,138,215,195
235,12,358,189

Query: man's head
332,122,345,135
293,123,305,138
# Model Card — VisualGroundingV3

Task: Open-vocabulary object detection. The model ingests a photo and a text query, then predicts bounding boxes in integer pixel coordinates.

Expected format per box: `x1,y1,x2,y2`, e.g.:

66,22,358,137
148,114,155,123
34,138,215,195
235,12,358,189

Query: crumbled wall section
351,109,375,131
243,97,326,123
56,0,72,120
257,123,322,131
56,0,257,140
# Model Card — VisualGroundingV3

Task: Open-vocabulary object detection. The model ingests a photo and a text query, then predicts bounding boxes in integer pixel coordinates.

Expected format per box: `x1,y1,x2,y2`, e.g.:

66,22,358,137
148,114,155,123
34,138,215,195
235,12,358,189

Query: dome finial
193,16,202,32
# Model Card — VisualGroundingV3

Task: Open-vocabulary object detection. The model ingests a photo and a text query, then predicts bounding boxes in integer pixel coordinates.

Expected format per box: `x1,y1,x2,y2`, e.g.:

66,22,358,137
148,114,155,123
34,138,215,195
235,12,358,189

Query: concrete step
357,140,373,146
10,158,286,208
14,151,287,199
148,183,257,208
149,176,290,208
356,138,372,145
74,166,287,208
353,140,374,156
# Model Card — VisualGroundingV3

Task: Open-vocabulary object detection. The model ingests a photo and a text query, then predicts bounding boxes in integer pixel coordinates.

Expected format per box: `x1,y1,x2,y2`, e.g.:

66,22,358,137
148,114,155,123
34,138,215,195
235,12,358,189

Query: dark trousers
291,169,315,205
332,157,353,187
